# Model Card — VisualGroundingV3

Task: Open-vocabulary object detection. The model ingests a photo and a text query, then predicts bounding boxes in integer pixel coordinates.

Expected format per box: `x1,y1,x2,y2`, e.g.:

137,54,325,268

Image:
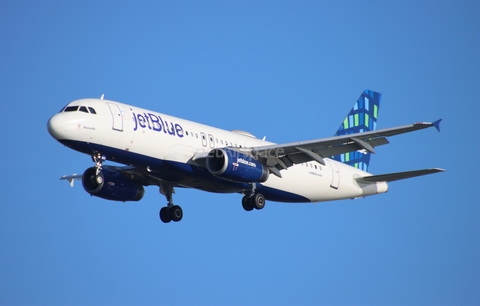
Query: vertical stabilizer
332,90,381,172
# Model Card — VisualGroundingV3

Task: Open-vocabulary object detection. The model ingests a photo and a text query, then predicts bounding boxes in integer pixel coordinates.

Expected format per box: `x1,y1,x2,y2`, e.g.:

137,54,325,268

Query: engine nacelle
82,167,144,202
206,148,269,183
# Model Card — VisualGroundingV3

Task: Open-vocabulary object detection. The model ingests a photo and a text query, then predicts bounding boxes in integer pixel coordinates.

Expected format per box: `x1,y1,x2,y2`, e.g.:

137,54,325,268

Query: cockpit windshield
64,106,79,112
62,105,97,114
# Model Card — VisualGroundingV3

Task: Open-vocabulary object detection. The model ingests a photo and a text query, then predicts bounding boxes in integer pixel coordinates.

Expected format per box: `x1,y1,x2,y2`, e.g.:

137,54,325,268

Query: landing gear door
106,102,123,131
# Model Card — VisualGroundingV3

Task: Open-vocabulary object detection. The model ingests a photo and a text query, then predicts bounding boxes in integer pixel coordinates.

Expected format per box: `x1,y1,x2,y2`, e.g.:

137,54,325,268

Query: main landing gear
159,182,183,223
242,193,266,211
241,184,266,212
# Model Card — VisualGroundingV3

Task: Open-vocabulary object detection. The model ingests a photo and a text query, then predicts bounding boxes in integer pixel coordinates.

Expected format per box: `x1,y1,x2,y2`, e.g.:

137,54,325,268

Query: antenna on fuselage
100,94,104,100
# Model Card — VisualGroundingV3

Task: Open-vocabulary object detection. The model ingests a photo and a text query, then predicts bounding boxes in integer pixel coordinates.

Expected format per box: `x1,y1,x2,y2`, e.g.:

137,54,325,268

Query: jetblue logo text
237,158,257,168
132,112,184,138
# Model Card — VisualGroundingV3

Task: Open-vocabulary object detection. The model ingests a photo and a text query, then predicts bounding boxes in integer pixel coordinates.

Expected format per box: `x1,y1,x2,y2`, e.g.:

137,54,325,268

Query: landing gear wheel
170,205,183,222
253,193,265,210
159,207,172,223
242,196,254,211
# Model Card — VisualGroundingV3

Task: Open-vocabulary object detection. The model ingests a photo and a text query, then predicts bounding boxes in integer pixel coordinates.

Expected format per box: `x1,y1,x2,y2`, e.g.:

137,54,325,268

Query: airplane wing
249,120,442,176
60,165,182,187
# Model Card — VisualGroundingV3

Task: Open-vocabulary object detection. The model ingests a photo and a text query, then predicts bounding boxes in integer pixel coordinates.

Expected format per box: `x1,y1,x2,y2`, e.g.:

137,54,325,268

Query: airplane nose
47,113,67,140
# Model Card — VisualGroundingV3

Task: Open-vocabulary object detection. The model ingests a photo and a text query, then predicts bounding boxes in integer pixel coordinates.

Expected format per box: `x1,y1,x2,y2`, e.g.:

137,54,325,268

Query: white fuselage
47,98,388,203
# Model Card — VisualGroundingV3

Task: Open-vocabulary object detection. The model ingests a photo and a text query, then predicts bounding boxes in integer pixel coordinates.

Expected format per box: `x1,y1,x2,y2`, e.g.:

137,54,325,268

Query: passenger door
106,102,123,131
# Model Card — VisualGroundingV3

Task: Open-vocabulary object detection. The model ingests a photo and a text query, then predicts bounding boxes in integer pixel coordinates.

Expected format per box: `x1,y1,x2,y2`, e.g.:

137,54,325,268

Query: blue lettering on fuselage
132,111,184,138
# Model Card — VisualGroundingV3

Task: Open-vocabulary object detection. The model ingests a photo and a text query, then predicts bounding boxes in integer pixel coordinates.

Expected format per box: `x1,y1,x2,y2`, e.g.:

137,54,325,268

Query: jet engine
82,167,144,201
206,148,269,183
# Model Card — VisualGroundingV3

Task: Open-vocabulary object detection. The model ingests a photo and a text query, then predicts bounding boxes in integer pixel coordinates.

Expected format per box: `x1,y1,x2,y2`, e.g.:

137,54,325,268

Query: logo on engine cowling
237,158,257,168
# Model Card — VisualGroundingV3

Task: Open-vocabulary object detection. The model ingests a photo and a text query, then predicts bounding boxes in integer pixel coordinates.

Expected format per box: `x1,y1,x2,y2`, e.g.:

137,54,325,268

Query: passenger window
88,107,96,114
79,106,88,113
64,106,79,112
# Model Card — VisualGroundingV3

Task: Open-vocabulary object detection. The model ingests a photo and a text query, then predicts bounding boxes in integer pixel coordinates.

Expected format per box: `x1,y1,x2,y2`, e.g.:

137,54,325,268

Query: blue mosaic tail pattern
332,90,381,172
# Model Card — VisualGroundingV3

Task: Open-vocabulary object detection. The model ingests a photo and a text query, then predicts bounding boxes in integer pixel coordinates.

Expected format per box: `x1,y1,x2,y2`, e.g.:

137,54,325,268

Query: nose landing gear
92,152,106,175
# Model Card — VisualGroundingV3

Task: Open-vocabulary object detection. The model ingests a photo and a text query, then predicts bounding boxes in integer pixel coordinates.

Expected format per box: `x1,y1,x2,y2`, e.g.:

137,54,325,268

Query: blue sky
1,1,479,305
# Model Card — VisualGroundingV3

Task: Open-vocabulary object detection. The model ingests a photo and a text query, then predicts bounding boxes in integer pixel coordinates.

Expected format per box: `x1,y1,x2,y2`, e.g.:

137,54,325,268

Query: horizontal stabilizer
60,173,83,187
356,168,445,183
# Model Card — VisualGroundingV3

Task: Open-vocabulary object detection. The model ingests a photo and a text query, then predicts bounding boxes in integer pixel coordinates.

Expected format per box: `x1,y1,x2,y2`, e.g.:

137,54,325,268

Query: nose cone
47,113,67,140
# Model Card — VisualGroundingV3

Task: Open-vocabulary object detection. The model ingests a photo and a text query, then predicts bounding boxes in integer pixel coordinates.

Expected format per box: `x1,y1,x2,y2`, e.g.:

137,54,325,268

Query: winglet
432,119,442,132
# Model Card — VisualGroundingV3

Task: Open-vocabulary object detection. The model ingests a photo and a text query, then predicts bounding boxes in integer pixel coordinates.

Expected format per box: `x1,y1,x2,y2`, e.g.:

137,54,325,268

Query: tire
170,205,183,222
159,207,171,223
242,196,254,211
253,193,265,210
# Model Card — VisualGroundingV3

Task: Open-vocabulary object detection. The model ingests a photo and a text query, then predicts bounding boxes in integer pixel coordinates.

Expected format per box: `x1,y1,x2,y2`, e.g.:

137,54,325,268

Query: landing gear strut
159,182,183,223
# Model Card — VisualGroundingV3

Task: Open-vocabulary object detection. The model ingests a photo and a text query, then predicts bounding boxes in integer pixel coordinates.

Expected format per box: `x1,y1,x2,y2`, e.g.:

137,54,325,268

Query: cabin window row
183,130,245,148
299,162,322,170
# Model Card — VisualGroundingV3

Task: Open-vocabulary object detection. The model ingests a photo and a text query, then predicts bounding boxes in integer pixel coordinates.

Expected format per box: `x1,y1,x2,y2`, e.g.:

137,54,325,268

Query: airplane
47,90,444,223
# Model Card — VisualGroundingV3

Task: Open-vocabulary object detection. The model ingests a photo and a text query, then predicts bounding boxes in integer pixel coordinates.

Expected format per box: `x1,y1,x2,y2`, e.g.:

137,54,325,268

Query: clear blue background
1,1,479,305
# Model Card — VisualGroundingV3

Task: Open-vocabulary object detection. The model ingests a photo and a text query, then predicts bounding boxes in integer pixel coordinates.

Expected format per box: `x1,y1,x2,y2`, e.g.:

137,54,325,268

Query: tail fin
331,90,381,172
